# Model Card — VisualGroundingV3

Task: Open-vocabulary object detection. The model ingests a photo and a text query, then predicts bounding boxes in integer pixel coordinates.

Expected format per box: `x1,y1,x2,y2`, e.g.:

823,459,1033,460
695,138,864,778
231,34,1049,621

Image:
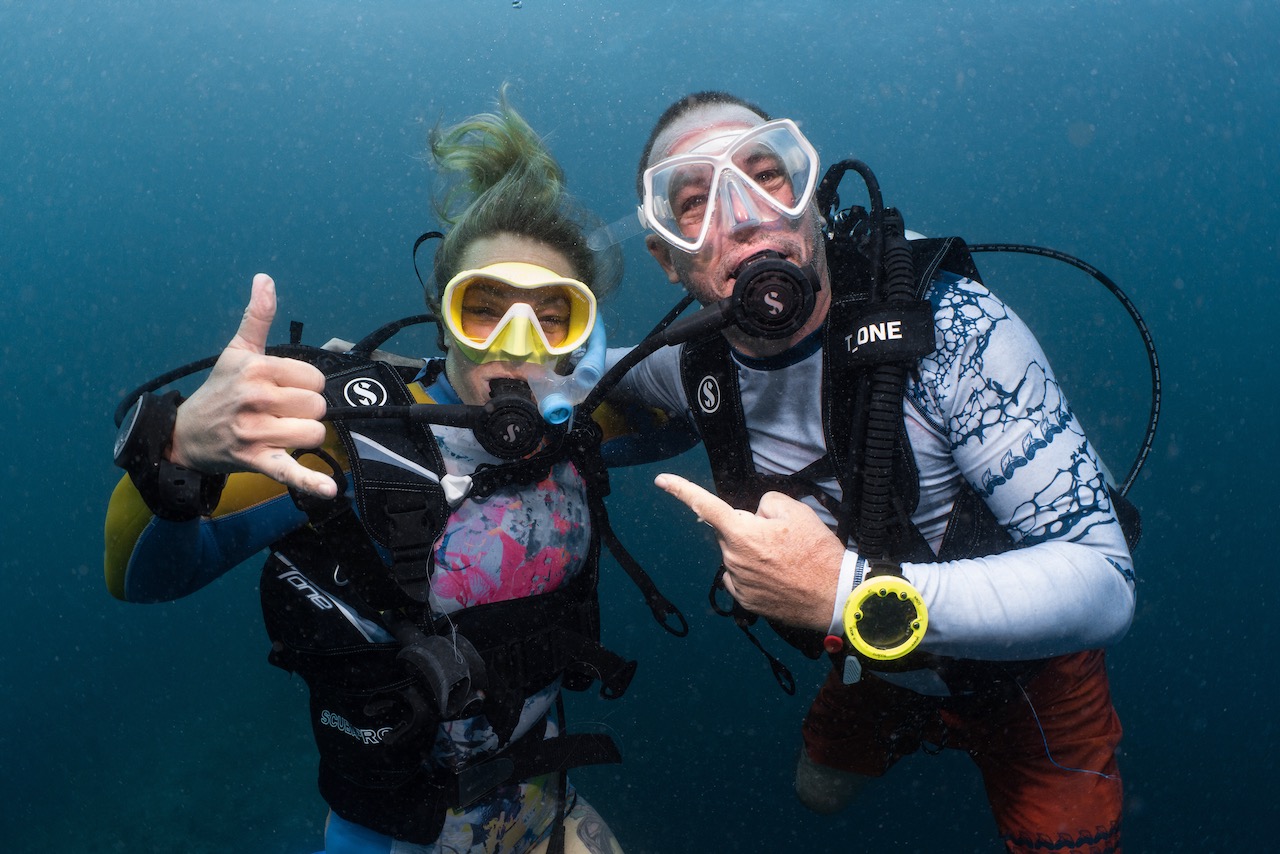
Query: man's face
643,104,830,349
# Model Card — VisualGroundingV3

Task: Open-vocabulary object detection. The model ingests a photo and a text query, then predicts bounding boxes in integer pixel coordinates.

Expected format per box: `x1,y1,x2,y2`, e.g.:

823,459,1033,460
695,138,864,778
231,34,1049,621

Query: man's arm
900,274,1135,659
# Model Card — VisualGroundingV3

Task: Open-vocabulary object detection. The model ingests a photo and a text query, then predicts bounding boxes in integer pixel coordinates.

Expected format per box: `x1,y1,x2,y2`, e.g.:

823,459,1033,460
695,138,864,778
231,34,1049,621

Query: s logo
697,376,721,414
763,289,785,316
343,377,389,407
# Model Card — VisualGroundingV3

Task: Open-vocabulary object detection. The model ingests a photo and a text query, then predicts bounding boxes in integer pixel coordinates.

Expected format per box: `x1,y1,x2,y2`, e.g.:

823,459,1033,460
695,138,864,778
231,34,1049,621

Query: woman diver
105,93,632,854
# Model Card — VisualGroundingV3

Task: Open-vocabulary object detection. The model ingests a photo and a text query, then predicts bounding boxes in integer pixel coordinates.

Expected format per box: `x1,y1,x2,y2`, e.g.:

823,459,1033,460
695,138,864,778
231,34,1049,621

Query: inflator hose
856,218,918,562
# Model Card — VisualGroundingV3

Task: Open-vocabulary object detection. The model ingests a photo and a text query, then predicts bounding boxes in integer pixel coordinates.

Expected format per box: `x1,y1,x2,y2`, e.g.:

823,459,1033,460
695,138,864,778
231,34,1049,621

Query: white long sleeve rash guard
610,271,1135,694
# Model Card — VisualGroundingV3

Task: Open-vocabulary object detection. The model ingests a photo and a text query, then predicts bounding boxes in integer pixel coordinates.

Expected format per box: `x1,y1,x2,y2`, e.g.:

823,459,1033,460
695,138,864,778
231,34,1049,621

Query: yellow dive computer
842,573,928,661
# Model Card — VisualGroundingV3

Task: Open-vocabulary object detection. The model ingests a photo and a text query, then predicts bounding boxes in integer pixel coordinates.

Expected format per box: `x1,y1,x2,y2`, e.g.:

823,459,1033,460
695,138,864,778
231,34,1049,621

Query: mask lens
731,124,816,215
646,161,717,247
455,283,571,345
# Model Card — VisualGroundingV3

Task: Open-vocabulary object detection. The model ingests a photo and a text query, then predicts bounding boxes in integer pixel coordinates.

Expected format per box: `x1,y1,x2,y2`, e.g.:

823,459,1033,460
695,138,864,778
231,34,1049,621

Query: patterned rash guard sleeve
901,274,1136,661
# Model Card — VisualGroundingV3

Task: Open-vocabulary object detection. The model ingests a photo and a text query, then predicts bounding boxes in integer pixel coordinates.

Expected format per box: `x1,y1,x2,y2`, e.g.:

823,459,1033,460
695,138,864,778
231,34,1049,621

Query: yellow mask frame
442,262,596,365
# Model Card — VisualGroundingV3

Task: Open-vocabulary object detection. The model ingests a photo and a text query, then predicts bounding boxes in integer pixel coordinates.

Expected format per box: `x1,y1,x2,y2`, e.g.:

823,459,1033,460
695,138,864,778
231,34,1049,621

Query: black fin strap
708,567,796,695
597,511,689,637
452,712,621,809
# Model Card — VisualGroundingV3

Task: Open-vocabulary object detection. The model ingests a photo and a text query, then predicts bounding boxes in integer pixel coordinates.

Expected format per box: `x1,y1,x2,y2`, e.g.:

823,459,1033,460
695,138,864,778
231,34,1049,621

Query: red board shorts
802,649,1123,853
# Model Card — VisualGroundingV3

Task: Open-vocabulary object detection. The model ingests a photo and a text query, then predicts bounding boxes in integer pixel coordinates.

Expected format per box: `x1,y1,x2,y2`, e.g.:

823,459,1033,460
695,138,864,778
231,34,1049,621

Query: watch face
113,396,144,466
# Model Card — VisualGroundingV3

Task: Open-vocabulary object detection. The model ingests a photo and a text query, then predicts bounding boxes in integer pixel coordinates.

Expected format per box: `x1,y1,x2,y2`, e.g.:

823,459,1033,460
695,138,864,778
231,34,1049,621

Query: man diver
610,91,1135,852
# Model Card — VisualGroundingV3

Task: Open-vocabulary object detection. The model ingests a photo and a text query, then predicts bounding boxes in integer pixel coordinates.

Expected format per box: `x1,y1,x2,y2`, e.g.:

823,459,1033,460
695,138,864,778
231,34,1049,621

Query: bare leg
528,796,623,854
795,749,869,815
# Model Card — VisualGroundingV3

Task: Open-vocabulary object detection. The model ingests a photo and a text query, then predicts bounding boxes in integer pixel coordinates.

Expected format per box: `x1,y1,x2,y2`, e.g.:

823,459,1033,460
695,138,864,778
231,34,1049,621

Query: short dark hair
635,91,771,199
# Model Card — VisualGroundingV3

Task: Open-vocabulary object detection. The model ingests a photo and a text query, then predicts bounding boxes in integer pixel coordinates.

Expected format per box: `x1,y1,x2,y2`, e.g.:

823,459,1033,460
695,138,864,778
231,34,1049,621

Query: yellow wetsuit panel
103,422,351,600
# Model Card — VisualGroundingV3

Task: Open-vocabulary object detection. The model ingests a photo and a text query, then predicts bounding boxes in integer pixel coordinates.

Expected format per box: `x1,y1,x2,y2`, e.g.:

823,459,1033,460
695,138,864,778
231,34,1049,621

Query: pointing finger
654,472,741,531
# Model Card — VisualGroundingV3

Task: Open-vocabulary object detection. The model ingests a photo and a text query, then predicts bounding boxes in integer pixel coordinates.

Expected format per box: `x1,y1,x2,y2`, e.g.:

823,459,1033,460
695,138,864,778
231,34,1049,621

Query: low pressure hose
857,213,917,561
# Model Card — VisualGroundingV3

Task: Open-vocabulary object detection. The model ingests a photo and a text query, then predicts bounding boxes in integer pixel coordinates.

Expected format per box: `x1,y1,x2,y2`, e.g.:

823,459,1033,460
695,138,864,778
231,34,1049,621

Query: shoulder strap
913,235,982,290
280,345,450,605
677,334,760,511
678,334,831,680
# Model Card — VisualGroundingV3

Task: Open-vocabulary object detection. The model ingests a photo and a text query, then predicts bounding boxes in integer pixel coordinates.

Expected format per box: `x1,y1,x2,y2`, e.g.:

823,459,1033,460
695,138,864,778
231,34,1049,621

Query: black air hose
857,218,917,560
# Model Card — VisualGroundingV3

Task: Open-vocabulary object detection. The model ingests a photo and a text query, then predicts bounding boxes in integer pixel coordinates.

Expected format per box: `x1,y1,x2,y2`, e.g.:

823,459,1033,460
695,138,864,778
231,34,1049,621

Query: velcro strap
385,492,434,593
454,729,621,808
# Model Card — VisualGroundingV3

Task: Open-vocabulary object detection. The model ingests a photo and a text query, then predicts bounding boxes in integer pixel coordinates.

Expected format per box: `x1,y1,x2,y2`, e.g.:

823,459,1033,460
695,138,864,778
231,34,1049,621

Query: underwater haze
2,0,1274,850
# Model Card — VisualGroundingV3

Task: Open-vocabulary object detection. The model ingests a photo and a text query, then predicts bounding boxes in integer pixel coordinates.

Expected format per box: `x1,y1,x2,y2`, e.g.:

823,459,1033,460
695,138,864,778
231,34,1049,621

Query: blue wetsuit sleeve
597,399,700,468
598,344,699,468
105,471,309,603
105,420,356,603
127,492,307,603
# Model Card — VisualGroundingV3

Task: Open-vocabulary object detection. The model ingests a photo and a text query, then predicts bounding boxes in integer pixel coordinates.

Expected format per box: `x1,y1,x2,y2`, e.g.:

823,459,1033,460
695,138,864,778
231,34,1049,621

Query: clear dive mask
441,262,597,366
640,118,820,254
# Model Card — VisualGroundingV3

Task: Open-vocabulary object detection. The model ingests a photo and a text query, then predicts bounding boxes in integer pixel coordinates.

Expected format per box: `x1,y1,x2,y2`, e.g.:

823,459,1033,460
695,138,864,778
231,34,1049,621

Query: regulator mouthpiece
648,252,822,349
730,251,820,340
475,379,544,460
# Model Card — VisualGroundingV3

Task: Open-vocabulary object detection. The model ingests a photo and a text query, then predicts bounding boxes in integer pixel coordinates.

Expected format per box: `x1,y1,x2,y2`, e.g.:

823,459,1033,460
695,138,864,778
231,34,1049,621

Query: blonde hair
427,89,621,311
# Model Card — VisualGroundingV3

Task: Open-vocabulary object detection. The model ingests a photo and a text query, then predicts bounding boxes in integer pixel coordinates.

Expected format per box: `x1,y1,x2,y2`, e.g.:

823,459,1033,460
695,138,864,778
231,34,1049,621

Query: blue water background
1,1,1274,850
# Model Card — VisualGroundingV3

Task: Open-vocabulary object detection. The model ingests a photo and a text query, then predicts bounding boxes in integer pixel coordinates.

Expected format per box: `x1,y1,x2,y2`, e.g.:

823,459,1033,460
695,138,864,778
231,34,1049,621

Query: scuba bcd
112,265,689,845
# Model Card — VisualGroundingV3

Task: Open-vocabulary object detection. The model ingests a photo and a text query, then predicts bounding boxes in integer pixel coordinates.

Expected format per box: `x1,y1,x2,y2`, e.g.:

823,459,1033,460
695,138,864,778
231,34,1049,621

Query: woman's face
443,232,583,406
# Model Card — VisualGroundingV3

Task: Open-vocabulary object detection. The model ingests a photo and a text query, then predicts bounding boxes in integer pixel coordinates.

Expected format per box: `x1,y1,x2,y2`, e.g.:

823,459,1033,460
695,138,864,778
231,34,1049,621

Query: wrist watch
114,391,179,470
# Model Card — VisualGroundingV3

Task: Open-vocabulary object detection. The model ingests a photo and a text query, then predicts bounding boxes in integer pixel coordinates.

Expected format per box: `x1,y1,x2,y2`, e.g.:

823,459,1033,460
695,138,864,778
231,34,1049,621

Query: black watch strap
114,391,227,521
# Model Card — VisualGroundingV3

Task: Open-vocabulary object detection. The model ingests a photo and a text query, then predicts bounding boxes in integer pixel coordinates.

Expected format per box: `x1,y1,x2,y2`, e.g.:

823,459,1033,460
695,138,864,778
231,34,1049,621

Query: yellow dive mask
441,262,597,366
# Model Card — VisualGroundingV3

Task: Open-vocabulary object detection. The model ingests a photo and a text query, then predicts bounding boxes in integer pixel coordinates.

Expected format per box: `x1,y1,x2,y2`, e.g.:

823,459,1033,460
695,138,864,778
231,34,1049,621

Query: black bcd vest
258,346,656,843
679,236,1140,692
